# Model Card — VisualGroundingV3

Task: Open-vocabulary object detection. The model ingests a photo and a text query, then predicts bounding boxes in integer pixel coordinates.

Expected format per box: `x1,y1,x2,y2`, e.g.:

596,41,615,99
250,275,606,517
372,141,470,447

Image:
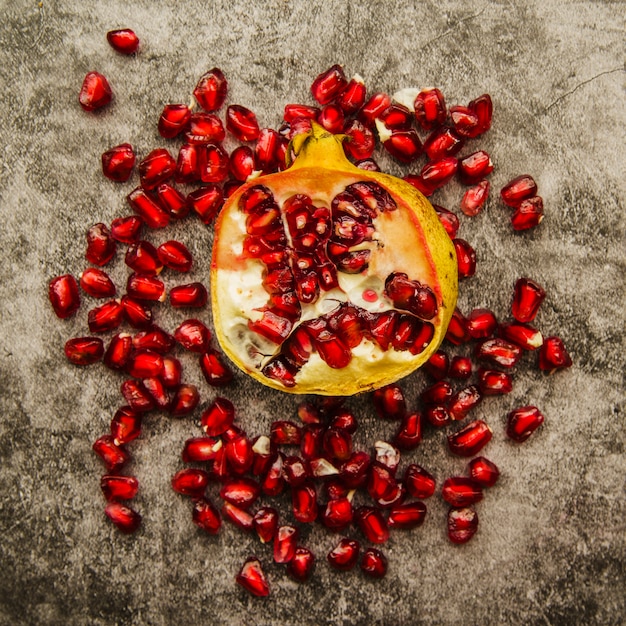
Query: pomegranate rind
211,124,457,395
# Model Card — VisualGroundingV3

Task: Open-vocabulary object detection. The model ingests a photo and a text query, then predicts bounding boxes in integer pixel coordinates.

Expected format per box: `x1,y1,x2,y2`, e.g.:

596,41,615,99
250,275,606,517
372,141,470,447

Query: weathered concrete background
0,0,624,624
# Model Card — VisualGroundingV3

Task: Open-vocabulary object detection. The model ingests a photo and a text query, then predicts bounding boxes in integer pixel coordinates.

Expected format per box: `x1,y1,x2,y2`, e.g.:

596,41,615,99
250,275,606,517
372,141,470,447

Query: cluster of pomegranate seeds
48,56,574,597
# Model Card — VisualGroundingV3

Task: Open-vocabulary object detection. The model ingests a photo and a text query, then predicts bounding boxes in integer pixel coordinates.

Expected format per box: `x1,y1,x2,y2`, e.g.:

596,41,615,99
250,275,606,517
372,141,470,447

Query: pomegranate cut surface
211,124,457,395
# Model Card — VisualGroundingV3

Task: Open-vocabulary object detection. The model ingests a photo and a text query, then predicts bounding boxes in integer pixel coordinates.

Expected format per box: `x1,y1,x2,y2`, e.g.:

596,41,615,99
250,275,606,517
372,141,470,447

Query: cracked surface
0,0,624,624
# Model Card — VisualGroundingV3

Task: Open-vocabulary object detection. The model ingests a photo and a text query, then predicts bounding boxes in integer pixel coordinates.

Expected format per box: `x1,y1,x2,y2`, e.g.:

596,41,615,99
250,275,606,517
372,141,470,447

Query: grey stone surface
0,0,624,624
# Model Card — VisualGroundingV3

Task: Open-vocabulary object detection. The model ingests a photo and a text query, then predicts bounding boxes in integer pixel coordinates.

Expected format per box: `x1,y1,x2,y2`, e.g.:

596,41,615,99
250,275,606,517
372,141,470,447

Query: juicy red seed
425,350,450,380
338,77,366,113
229,145,256,181
342,119,375,160
388,501,427,529
328,538,360,571
500,320,544,350
358,92,392,128
413,88,447,131
192,497,222,534
171,468,209,498
110,216,143,244
174,319,211,353
421,157,458,189
297,402,322,424
404,464,436,499
339,451,371,489
142,376,170,410
538,336,573,372
226,105,260,142
432,204,459,239
425,404,451,428
468,457,500,487
445,308,471,345
511,277,546,323
102,143,135,182
78,71,112,111
448,385,483,421
64,337,103,365
132,326,175,353
507,406,545,442
448,420,492,457
110,406,142,445
394,412,423,451
104,502,141,534
158,104,191,139
139,148,176,191
460,180,490,217
253,507,279,543
200,350,234,387
321,497,353,531
256,128,282,173
86,223,116,266
249,310,293,344
193,68,227,112
222,501,254,530
270,421,302,446
292,481,318,523
360,548,387,578
477,368,513,395
220,478,261,509
187,184,224,224
126,350,163,379
367,463,398,502
442,477,483,507
120,379,155,412
155,183,189,219
188,112,227,142
236,557,269,597
200,143,229,183
467,308,498,339
101,475,139,501
201,397,234,437
512,196,544,230
354,506,389,544
448,506,478,544
262,357,297,389
261,454,285,496
500,175,538,207
283,103,320,123
160,356,181,388
475,338,522,368
274,525,299,563
155,240,192,273
383,129,423,163
287,547,315,583
423,127,464,161
458,150,494,185
125,240,163,275
106,28,139,54
372,384,406,420
282,455,311,487
421,381,453,405
311,64,348,105
449,105,481,138
93,435,129,472
169,282,207,308
169,384,200,417
182,437,221,463
103,333,132,370
449,356,472,379
88,300,123,333
470,94,493,132
453,238,477,279
323,428,352,461
318,104,345,134
121,295,153,328
211,447,232,482
79,268,116,298
175,143,200,184
127,187,170,229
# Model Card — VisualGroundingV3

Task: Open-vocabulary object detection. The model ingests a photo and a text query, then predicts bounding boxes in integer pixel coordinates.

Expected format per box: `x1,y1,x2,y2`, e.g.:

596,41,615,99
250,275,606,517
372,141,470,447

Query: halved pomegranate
211,123,457,395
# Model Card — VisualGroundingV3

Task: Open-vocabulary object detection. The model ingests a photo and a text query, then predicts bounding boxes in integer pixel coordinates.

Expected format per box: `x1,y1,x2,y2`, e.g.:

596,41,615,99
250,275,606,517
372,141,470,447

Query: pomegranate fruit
211,123,457,395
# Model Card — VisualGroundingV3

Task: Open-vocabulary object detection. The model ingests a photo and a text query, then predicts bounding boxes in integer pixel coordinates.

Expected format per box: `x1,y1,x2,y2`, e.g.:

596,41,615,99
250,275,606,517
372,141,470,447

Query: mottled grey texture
0,0,624,624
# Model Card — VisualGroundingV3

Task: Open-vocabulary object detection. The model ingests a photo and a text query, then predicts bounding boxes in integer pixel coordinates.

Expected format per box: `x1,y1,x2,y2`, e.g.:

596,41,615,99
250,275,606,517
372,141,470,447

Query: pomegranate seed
413,88,446,130
88,300,123,333
321,497,353,531
158,104,191,139
425,350,450,380
187,112,227,143
110,406,142,445
445,308,471,345
330,409,358,434
448,385,483,421
507,406,545,442
467,308,498,339
229,146,256,181
388,501,427,529
187,184,224,224
449,105,481,138
325,478,349,501
538,336,572,372
470,94,493,132
360,548,387,578
193,68,227,112
404,174,436,198
311,64,347,105
354,506,389,544
300,426,324,460
86,223,116,266
449,356,472,379
199,350,234,386
404,464,436,499
282,455,311,487
79,268,116,298
101,475,139,501
432,204,460,239
211,447,232,482
226,105,260,142
394,412,423,450
102,143,135,182
423,127,464,161
292,481,318,523
339,451,371,489
368,463,398,502
120,379,155,412
103,333,132,370
425,404,451,428
421,381,453,405
338,76,366,113
79,71,112,111
323,428,352,461
175,143,200,184
317,104,345,134
93,435,129,472
328,538,360,571
358,92,391,127
64,337,103,365
475,338,522,369
126,350,163,379
199,143,229,183
460,180,490,217
225,436,254,475
174,319,211,353
342,119,375,160
511,277,546,323
270,420,302,446
106,29,139,54
121,295,153,328
477,368,513,395
156,240,192,272
171,468,209,498
287,547,315,583
236,556,269,597
201,398,234,436
169,282,207,308
125,240,163,275
283,103,320,122
192,497,221,534
421,157,458,190
500,175,538,207
253,507,279,543
132,326,174,353
382,129,423,163
182,437,221,463
139,148,176,191
468,457,500,487
169,384,200,417
448,506,478,543
127,187,170,229
274,525,298,563
110,216,143,244
372,383,406,420
512,196,544,230
261,453,285,496
155,184,190,219
499,321,543,350
448,420,492,457
104,502,141,533
442,477,483,507
458,150,494,185
142,377,170,410
453,238,477,279
160,356,181,388
220,478,261,509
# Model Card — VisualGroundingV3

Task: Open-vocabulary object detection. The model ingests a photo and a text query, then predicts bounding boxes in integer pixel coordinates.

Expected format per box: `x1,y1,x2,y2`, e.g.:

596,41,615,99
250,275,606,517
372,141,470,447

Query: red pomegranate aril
442,477,483,507
323,428,352,462
120,379,155,412
88,300,123,333
169,283,207,308
425,350,450,380
477,368,513,395
311,64,348,105
283,103,320,123
155,184,190,219
199,143,229,183
220,478,261,509
292,481,318,523
175,143,200,184
355,506,389,544
110,216,143,244
460,180,490,217
86,223,116,266
64,337,104,365
253,507,279,543
192,497,221,534
236,556,269,597
358,92,392,127
187,112,227,143
368,463,398,502
79,268,116,298
330,409,358,434
126,350,163,379
297,401,322,425
199,350,234,386
421,381,453,405
538,336,573,372
139,148,176,191
104,502,141,534
412,87,446,130
261,453,285,496
132,326,174,353
79,71,112,111
201,398,234,436
449,105,481,138
342,119,375,160
226,105,260,142
274,525,299,563
448,385,483,421
448,506,478,544
424,404,451,428
338,76,366,113
142,376,170,411
158,104,191,139
299,426,322,463
388,501,427,529
361,548,387,578
211,446,232,482
448,420,492,457
318,104,345,134
187,184,224,224
103,333,132,370
174,319,211,353
404,464,436,499
394,412,423,450
468,456,500,487
445,308,471,345
453,238,477,279
467,308,498,339
326,478,350,501
120,295,152,329
125,241,163,276
281,455,310,487
169,384,200,417
499,321,543,350
193,68,227,111
430,204,458,240
127,187,170,229
328,538,360,571
230,145,257,181
287,547,315,583
156,240,192,273
449,356,472,379
101,475,139,501
372,383,406,420
511,278,546,323
171,468,209,498
458,150,494,185
377,103,413,130
102,143,135,182
225,436,254,475
270,421,302,446
469,94,493,133
321,497,353,531
423,127,464,161
507,405,545,442
182,437,221,463
382,129,423,163
110,406,142,445
106,28,139,54
160,355,181,389
512,196,544,230
500,175,538,207
93,435,129,472
421,157,458,190
475,338,522,368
